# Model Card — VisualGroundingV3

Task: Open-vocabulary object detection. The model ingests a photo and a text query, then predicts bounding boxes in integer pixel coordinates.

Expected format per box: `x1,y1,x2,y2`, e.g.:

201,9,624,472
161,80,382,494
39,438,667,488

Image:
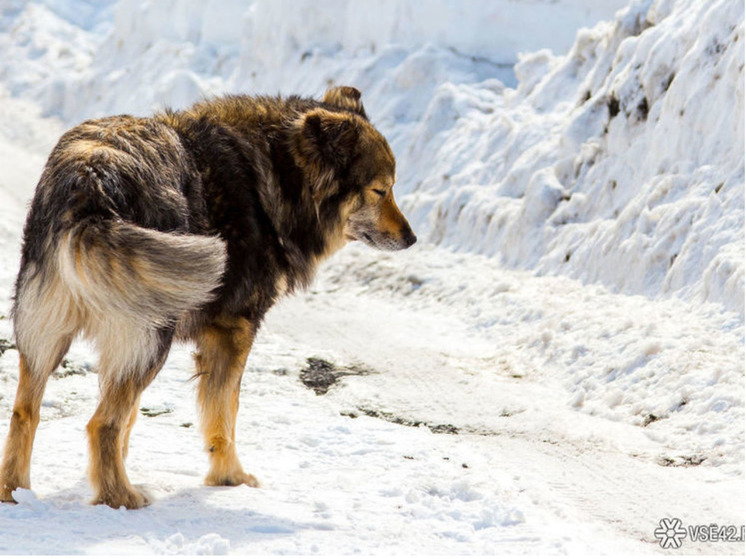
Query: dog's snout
402,228,417,248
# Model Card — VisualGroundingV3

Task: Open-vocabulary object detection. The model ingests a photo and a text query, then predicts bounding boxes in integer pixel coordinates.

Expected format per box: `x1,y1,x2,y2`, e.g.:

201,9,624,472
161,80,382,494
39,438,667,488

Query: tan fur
121,395,140,461
194,315,259,487
343,175,415,250
86,370,159,509
0,355,50,502
379,193,408,238
322,86,366,115
65,139,119,159
57,226,226,330
2,269,76,502
312,197,359,269
274,274,289,298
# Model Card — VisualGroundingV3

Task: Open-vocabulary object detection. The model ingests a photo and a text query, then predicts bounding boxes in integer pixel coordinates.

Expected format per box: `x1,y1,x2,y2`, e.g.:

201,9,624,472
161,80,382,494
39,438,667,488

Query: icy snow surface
0,0,743,554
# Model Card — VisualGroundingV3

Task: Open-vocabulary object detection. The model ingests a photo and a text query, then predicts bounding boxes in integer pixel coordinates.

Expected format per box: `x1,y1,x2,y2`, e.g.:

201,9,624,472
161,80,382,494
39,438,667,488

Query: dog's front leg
194,315,259,488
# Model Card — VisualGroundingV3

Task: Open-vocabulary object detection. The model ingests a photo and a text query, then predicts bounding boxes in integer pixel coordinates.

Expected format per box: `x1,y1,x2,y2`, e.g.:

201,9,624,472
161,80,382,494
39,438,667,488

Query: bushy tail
56,219,227,327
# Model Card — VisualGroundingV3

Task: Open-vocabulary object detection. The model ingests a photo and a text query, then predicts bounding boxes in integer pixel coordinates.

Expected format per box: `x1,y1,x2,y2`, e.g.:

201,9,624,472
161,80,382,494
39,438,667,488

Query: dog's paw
205,470,260,488
243,473,260,488
93,485,151,510
0,486,18,504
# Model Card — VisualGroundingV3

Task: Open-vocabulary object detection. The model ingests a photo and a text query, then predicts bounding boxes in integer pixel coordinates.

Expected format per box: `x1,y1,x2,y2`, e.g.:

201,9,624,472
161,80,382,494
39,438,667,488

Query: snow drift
399,0,744,315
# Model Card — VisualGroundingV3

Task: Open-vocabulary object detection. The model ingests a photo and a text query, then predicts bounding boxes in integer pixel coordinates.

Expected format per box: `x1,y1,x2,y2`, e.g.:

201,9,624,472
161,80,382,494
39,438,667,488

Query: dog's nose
402,229,417,248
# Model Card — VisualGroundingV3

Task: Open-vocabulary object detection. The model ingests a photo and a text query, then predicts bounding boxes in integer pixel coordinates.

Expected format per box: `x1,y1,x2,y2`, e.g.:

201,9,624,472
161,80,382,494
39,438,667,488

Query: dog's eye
372,189,386,197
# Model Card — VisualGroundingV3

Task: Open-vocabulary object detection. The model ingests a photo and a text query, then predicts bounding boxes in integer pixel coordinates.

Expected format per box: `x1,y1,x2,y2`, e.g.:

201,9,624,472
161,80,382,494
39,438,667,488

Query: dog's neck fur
158,96,351,304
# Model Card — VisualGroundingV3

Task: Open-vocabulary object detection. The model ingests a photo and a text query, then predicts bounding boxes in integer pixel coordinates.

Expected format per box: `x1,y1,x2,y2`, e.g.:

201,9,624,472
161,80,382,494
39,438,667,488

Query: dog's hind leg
121,394,141,462
194,315,259,488
87,379,152,509
86,324,172,509
1,274,76,503
0,346,70,502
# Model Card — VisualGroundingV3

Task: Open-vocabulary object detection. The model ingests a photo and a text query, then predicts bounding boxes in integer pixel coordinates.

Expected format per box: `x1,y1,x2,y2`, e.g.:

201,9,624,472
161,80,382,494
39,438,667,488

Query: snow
395,0,745,314
0,0,744,554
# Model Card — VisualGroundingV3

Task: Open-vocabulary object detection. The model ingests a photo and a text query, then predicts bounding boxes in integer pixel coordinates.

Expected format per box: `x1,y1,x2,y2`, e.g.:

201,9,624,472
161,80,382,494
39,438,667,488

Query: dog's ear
292,108,361,203
322,86,367,119
295,108,360,171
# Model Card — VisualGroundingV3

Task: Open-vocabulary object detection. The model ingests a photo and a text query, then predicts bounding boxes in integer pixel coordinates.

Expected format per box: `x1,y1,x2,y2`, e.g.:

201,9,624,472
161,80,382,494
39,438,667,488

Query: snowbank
0,0,628,122
399,0,744,315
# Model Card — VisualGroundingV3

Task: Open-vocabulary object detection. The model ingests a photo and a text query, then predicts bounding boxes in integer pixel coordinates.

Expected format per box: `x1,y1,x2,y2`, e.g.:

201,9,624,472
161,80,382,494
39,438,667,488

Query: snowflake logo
654,518,687,548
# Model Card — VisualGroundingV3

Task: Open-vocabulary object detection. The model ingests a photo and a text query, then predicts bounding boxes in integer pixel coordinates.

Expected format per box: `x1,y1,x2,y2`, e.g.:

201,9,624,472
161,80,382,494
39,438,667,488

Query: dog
0,86,416,509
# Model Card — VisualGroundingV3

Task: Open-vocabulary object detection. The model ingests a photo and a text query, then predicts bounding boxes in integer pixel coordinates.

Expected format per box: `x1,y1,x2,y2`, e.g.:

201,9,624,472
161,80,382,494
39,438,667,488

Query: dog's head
292,86,416,251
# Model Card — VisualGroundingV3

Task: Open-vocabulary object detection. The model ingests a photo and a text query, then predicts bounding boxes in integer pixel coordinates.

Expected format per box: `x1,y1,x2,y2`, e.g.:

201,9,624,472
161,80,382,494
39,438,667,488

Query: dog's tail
54,219,227,327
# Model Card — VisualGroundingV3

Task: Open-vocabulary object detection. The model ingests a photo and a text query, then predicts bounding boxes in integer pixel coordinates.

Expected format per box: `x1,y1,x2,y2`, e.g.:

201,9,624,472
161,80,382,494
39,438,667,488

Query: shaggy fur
0,86,415,509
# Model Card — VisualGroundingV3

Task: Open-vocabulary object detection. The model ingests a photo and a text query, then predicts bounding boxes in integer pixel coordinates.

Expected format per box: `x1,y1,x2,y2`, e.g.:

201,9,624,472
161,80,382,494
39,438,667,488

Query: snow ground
0,0,744,555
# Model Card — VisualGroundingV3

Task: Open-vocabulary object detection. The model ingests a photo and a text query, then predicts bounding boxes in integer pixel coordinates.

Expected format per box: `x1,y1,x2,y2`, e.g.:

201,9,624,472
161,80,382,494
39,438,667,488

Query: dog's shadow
0,479,327,554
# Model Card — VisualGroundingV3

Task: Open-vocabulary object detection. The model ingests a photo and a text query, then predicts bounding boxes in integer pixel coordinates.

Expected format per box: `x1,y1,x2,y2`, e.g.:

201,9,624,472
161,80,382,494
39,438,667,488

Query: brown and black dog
0,86,415,509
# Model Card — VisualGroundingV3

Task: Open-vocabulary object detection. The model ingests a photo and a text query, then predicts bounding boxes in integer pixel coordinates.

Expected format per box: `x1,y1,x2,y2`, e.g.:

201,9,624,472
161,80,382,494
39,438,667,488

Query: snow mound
399,0,744,314
0,0,628,123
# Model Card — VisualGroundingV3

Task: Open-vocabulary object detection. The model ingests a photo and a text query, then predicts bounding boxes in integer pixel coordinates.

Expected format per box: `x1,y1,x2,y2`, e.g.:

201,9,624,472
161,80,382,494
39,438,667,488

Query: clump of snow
154,532,230,555
9,487,44,509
